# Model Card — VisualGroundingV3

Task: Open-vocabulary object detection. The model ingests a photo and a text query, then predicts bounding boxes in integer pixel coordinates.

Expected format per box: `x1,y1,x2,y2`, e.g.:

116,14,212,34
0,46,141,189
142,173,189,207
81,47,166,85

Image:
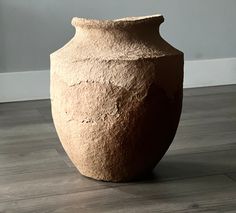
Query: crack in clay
53,71,152,101
70,53,180,62
67,79,151,103
81,118,95,124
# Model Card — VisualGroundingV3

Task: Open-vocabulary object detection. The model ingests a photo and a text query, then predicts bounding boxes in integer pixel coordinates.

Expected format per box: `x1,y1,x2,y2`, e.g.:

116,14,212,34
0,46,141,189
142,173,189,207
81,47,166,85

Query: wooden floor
0,85,236,212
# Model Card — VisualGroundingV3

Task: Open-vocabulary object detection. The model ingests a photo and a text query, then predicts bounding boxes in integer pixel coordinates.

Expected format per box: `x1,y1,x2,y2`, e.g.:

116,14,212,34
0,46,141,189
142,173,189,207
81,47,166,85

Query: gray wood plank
0,122,56,139
168,142,236,155
0,149,71,176
177,120,236,138
0,169,117,204
0,137,60,154
183,84,236,97
0,132,57,145
37,106,53,122
226,172,236,182
184,91,236,106
172,129,236,150
0,100,50,111
0,175,235,213
155,148,236,181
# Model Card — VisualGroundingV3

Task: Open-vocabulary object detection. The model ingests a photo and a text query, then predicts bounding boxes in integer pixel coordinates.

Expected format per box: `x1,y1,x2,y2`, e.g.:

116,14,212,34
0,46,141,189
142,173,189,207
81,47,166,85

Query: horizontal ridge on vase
50,14,184,182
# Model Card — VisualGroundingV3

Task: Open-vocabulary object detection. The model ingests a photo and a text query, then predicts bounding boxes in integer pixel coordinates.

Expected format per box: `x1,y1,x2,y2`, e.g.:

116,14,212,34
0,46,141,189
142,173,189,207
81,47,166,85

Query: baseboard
0,57,236,102
0,70,49,103
184,57,236,88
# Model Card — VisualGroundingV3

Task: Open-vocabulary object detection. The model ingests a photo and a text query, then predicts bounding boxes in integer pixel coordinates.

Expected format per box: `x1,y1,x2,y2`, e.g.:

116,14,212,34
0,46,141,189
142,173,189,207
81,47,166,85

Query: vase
50,14,184,182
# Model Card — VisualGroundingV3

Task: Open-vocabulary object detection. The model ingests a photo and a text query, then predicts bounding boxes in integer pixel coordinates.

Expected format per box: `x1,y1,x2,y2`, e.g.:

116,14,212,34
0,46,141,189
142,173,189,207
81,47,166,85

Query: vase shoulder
51,15,183,62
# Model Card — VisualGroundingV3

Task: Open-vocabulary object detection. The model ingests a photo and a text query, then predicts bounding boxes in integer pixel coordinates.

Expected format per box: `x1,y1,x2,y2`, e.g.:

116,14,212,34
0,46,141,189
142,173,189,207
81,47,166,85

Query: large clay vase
50,15,184,182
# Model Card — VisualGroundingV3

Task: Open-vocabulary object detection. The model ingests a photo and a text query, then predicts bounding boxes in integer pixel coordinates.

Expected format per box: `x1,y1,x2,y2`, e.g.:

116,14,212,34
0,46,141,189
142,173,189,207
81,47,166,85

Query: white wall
0,0,236,73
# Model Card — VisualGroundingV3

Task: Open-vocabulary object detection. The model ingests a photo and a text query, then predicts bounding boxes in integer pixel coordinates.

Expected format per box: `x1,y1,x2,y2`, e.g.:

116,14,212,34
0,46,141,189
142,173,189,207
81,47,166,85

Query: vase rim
71,14,164,28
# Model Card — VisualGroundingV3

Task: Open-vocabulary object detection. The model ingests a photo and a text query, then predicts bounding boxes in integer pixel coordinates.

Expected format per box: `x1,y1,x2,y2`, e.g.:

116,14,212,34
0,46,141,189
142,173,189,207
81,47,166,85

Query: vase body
50,15,184,182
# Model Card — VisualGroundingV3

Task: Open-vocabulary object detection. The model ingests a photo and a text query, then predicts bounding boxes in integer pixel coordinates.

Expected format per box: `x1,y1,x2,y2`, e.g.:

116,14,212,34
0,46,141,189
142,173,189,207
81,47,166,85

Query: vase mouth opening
72,14,164,29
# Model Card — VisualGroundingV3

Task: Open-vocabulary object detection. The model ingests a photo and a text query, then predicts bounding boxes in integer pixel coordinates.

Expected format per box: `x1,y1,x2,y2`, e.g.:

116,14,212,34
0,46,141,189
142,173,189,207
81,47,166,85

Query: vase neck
72,15,164,43
72,15,164,30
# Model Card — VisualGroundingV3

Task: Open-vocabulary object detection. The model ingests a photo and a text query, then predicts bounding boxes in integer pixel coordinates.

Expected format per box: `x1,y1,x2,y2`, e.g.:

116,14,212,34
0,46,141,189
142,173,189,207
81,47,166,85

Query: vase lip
71,14,164,28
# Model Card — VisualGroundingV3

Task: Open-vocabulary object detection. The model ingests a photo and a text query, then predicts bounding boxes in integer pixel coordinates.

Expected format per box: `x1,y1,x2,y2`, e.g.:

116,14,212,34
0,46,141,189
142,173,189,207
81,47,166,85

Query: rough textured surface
50,15,184,182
